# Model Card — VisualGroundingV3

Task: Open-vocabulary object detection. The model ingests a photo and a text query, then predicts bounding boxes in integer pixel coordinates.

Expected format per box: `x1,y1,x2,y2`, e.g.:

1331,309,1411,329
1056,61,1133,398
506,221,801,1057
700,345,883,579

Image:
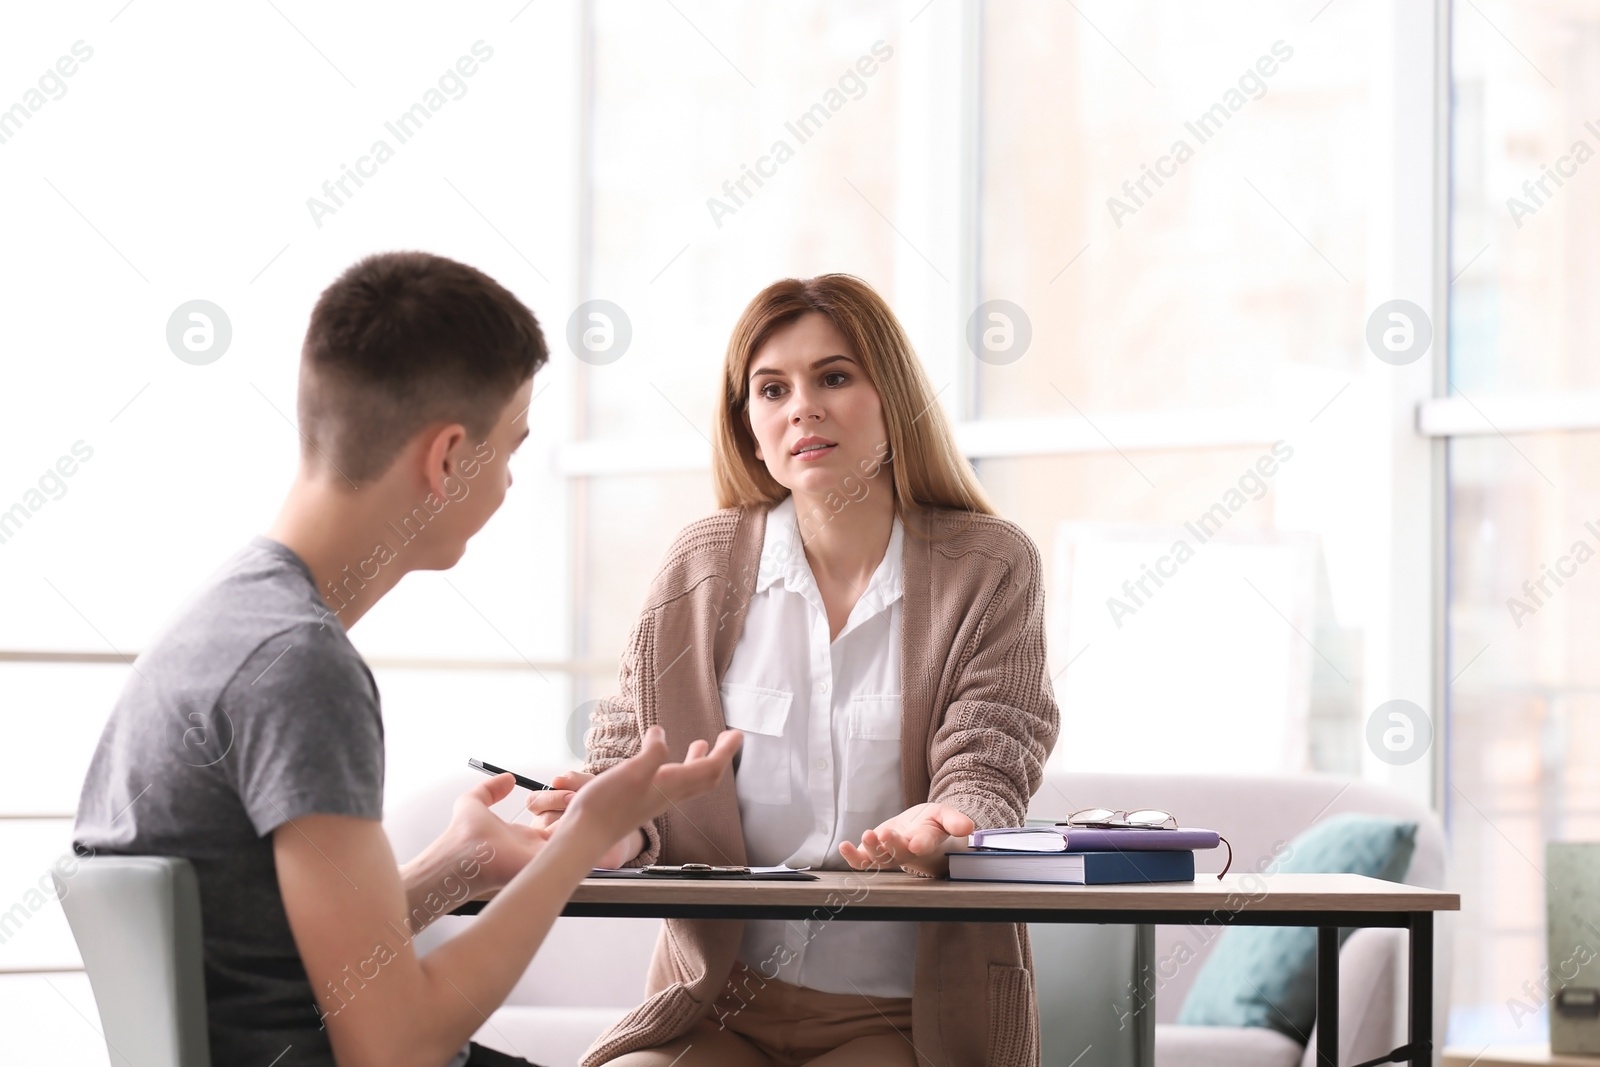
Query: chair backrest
55,855,212,1067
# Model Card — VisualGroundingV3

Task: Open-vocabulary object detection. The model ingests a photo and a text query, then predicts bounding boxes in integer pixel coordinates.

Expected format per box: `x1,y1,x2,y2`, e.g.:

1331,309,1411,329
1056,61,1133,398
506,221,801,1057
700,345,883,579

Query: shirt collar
755,497,904,616
755,496,802,594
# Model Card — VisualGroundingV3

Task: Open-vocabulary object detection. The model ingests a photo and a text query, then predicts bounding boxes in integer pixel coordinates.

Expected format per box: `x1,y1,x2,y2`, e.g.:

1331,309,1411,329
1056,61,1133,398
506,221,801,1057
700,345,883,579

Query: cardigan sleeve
927,535,1060,831
581,608,664,867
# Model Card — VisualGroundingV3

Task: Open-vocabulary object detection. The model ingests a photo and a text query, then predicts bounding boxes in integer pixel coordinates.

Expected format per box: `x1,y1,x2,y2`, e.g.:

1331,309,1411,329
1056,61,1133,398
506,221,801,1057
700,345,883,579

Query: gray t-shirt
73,536,391,1067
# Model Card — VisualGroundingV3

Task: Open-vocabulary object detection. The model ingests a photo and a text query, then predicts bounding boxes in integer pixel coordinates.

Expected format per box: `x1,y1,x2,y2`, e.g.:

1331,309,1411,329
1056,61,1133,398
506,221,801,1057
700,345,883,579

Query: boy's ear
421,423,469,498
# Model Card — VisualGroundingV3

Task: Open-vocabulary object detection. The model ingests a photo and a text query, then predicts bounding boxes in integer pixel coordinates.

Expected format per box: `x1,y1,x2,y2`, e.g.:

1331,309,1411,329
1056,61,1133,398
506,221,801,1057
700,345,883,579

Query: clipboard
590,863,817,880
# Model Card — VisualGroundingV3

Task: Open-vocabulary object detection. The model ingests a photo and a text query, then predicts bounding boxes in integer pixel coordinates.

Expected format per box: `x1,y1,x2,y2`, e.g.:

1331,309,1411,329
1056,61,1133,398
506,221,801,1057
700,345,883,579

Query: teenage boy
72,251,741,1067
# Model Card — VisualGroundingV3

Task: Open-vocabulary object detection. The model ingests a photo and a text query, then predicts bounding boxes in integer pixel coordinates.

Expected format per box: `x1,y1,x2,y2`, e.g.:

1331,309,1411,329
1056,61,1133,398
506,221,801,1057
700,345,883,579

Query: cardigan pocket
986,962,1041,1067
719,682,793,805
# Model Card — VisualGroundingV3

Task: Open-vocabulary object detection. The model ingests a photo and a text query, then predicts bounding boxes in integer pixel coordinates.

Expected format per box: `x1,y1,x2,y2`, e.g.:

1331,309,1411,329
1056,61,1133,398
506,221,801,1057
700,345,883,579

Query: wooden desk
464,872,1459,1067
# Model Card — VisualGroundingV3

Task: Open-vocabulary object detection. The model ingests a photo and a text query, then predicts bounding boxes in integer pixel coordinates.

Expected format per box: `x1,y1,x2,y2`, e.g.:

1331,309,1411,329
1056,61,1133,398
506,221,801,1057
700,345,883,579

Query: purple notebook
967,826,1221,852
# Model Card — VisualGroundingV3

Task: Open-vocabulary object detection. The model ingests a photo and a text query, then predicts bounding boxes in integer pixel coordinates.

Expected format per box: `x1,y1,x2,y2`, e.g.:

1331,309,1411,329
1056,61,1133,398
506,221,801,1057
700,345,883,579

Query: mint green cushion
1175,813,1418,1041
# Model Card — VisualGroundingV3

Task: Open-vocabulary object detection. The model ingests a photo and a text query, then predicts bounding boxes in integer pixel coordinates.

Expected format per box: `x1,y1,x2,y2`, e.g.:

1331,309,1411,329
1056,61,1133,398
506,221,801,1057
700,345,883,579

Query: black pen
467,758,551,791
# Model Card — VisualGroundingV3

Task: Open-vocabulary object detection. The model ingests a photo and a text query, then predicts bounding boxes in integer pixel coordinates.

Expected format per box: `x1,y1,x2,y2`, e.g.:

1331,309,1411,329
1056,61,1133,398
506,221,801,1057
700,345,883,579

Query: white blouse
721,495,915,998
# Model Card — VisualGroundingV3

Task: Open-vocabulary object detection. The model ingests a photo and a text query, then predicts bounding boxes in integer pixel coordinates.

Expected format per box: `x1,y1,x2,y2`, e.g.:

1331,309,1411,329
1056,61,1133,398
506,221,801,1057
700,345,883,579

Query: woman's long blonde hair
711,274,994,519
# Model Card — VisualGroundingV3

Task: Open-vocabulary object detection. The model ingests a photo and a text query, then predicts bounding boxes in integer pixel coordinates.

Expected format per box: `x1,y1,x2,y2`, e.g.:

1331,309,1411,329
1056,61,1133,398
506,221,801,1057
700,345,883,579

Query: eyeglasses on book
1059,807,1179,830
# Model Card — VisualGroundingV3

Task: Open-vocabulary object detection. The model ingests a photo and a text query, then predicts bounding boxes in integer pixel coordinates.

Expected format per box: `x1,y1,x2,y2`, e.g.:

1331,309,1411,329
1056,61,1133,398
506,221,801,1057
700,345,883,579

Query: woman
531,275,1059,1067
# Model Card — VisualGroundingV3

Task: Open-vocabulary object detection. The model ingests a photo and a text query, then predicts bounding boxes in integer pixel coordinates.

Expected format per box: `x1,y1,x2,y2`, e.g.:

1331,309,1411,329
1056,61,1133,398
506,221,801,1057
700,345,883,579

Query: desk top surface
1442,1046,1595,1066
562,871,1459,913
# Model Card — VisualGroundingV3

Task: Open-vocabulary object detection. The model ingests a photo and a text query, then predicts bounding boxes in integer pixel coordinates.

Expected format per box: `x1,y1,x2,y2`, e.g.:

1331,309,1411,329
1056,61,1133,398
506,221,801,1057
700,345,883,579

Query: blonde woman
531,275,1059,1067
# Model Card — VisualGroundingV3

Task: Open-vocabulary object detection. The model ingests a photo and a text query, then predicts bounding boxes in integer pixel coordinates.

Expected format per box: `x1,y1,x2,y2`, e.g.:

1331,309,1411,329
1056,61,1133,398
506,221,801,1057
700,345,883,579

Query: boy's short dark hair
298,251,548,483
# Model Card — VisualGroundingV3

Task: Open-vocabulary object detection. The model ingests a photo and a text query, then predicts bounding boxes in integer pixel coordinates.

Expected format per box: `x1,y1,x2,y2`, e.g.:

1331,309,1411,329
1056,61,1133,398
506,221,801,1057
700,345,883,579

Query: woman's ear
744,409,762,462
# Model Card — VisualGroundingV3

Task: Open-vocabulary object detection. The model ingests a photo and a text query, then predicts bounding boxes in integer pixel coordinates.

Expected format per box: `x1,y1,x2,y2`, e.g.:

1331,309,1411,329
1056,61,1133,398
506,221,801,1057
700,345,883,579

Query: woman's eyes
755,372,849,400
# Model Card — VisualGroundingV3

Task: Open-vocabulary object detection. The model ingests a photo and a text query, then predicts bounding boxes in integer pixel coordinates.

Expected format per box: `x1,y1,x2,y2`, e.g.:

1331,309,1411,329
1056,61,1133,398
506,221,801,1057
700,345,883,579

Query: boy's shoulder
74,536,382,852
120,539,351,704
142,537,377,733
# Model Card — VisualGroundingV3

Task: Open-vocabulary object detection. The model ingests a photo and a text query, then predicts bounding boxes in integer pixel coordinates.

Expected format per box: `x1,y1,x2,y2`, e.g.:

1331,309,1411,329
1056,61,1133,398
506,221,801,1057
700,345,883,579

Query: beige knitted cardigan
579,503,1060,1067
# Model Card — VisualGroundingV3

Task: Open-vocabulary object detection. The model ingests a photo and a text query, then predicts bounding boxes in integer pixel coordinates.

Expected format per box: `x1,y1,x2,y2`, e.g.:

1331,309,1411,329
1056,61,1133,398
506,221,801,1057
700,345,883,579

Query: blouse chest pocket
719,682,793,806
841,693,904,815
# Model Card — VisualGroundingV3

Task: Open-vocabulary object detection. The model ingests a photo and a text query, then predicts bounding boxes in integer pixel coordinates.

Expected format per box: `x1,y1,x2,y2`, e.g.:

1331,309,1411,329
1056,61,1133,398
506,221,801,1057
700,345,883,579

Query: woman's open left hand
838,802,977,878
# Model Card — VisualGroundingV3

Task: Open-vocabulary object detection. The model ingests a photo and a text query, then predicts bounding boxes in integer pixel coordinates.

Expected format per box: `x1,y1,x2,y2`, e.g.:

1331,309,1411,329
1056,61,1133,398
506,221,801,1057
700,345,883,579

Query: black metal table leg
1318,925,1340,1067
1409,912,1433,1067
1136,924,1155,1067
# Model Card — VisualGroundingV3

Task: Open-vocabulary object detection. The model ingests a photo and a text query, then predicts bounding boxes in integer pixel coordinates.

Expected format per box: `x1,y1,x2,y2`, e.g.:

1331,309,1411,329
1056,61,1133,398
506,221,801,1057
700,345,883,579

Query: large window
971,0,1409,779
1443,0,1600,1046
572,0,1438,790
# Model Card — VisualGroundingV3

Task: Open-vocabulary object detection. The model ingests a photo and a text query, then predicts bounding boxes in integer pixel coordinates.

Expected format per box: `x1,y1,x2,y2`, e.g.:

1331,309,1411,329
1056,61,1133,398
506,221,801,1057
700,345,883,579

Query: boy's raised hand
561,726,742,848
437,771,555,891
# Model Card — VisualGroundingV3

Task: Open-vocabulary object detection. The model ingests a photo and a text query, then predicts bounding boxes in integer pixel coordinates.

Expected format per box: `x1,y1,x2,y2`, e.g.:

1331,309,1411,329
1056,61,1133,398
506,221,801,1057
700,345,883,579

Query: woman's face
745,312,889,499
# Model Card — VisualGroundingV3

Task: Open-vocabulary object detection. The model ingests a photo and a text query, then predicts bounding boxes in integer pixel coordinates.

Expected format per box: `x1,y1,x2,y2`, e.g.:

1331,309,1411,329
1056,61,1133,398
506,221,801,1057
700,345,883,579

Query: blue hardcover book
946,848,1195,884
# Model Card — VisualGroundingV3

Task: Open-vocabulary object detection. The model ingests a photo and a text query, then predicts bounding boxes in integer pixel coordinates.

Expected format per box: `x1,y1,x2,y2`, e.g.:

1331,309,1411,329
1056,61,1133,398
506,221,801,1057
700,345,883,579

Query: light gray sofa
385,769,1450,1067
